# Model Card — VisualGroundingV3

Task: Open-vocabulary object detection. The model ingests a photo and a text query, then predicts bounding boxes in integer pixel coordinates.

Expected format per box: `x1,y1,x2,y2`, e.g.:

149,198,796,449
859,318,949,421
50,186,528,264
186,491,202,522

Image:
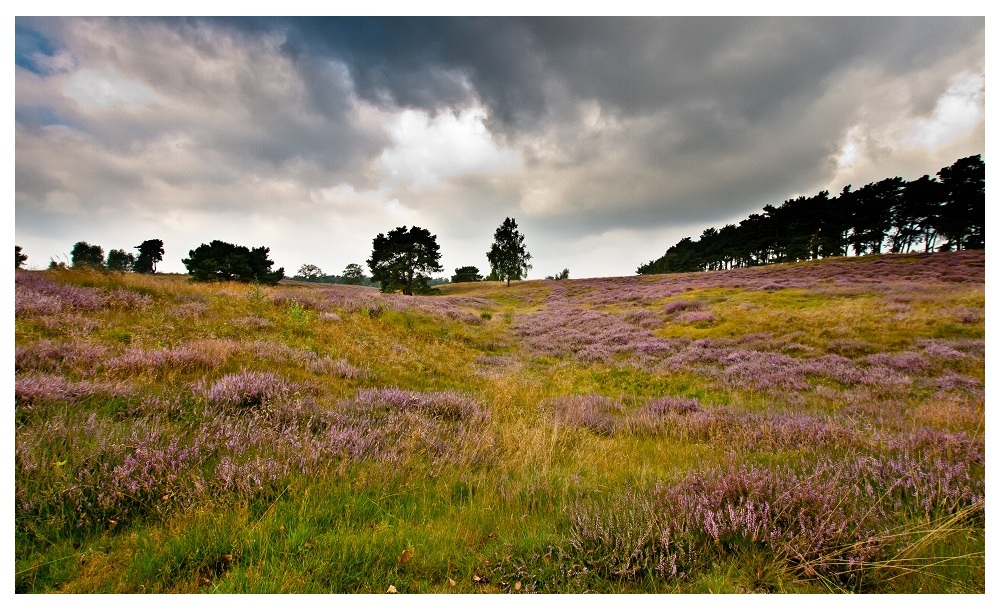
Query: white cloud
63,68,165,110
907,72,984,149
379,107,521,190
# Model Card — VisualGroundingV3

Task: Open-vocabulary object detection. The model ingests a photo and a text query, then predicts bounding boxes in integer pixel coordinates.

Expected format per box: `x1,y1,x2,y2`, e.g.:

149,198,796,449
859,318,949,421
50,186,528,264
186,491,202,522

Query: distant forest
638,155,984,275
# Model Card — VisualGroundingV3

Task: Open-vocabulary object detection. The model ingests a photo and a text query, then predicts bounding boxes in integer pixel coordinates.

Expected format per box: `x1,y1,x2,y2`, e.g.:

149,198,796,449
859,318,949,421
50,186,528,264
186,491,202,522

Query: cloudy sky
14,15,986,279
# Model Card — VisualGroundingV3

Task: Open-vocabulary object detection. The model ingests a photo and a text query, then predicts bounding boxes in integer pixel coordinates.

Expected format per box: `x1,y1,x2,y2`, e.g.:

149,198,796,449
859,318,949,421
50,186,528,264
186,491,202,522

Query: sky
13,14,986,279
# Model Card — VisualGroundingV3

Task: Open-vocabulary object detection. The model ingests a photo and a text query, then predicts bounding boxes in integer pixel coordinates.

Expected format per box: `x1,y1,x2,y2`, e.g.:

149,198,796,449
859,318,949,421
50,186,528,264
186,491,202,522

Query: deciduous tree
106,249,136,272
487,217,532,287
71,242,105,268
296,264,324,281
182,240,284,285
367,226,443,295
134,239,164,274
342,263,366,285
451,266,483,283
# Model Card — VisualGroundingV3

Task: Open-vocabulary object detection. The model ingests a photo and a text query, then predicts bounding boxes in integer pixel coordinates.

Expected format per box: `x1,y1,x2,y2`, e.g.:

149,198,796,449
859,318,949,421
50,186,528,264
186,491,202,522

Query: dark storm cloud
209,15,981,233
14,16,985,278
220,17,981,132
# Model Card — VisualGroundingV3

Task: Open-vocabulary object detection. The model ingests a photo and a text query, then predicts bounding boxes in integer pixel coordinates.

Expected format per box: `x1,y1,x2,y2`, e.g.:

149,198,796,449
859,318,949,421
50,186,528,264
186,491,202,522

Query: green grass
14,255,985,593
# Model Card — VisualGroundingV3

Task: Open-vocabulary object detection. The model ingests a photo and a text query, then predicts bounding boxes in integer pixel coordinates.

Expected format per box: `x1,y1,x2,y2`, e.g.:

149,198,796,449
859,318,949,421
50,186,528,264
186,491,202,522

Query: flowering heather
103,288,153,310
16,340,109,374
662,299,706,315
244,340,364,378
348,387,488,423
864,352,932,374
12,252,984,592
331,388,491,463
621,308,663,329
514,299,680,363
169,301,210,318
15,272,157,315
16,374,135,407
633,404,859,451
559,438,984,584
928,373,983,394
194,371,297,409
15,272,105,315
105,342,231,376
643,396,703,415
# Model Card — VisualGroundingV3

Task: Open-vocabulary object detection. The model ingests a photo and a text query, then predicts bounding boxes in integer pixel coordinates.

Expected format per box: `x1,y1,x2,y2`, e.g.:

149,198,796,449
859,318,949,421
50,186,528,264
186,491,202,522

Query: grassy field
14,251,984,593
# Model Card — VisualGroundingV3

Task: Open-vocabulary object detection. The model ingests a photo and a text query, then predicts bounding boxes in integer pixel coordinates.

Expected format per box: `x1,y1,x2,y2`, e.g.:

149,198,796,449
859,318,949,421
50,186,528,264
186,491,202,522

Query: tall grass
14,252,985,593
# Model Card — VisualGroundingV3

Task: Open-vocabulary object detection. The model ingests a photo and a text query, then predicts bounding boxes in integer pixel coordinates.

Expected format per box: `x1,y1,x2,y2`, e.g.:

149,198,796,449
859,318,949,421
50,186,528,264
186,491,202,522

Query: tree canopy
71,242,105,268
182,240,285,285
296,264,324,281
106,249,135,272
16,246,27,269
451,266,483,283
342,263,366,285
638,154,985,275
487,217,532,286
134,239,164,274
367,226,443,295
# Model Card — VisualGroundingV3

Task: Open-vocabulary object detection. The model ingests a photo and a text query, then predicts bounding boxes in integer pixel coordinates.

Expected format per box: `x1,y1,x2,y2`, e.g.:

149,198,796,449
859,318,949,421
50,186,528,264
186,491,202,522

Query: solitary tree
71,241,105,268
15,246,27,269
451,266,483,283
342,263,366,285
182,240,284,285
106,249,136,272
134,239,164,274
296,264,324,281
367,226,442,295
487,218,532,286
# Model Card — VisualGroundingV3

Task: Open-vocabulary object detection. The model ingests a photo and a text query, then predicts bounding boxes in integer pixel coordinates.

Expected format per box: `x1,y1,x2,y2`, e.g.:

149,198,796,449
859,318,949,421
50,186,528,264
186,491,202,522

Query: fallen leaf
448,578,456,587
397,549,413,565
386,585,397,594
472,575,484,584
411,581,419,591
515,581,522,591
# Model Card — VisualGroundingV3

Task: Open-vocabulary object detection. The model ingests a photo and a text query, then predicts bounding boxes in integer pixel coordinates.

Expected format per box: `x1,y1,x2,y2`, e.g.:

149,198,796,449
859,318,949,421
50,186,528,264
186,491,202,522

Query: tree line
637,154,984,275
16,217,538,295
21,240,167,274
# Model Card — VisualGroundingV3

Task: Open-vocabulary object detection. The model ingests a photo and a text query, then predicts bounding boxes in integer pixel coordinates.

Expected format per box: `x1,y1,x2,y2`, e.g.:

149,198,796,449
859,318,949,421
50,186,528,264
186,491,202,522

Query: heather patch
327,388,492,464
16,340,110,374
15,272,105,315
169,301,210,318
513,435,984,589
105,341,231,376
15,374,136,407
194,371,297,409
245,340,365,379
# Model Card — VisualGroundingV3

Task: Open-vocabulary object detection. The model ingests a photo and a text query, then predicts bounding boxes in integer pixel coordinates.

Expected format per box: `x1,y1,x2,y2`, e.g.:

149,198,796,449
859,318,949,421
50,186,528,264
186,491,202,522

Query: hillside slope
15,251,984,593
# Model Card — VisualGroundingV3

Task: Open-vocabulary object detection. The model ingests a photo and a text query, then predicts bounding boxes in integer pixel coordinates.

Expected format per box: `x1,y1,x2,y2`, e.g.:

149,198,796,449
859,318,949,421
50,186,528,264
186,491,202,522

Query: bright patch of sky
63,68,165,110
379,107,521,190
907,72,985,149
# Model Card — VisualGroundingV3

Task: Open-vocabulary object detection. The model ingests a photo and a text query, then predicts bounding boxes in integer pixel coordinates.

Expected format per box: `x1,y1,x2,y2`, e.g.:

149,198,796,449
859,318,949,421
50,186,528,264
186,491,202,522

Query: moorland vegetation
14,250,984,593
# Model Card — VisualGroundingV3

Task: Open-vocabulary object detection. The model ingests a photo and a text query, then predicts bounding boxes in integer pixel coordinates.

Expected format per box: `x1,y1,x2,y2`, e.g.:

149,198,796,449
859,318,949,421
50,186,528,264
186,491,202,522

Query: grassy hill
14,251,984,593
